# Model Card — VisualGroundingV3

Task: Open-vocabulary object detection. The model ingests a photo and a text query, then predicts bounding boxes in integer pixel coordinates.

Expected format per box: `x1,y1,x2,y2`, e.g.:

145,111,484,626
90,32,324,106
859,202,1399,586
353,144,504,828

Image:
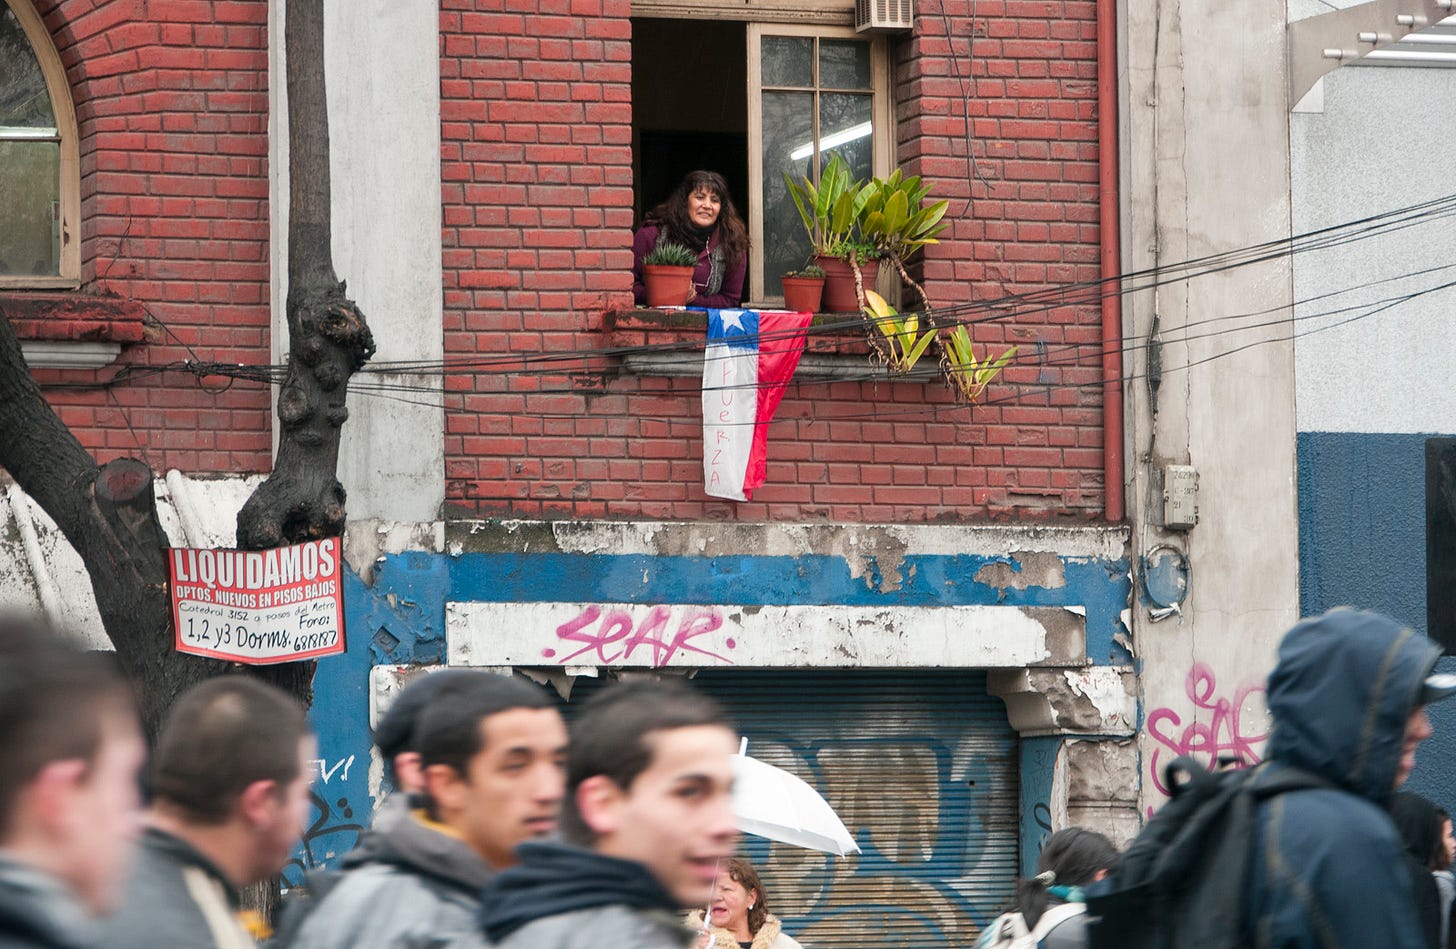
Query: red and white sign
168,538,346,664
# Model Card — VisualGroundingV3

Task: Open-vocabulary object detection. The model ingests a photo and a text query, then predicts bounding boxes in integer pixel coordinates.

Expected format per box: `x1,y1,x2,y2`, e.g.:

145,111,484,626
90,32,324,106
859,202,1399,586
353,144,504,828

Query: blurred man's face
593,724,739,907
67,717,146,913
1396,705,1434,788
249,736,317,884
438,707,568,870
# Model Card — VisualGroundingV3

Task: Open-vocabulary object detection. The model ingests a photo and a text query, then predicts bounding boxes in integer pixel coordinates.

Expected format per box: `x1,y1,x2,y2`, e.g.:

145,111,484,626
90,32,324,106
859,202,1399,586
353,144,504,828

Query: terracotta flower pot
814,255,880,313
643,264,695,307
780,275,825,314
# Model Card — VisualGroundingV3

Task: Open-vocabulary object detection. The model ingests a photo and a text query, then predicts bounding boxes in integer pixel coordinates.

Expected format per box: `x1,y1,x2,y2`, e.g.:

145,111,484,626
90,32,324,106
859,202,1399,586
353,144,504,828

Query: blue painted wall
1297,430,1456,807
297,545,1131,876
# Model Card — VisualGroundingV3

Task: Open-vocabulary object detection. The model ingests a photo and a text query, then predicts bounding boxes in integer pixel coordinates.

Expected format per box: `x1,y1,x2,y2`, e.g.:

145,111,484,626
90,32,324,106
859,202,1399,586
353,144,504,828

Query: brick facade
21,0,273,472
440,0,1106,522
17,0,1105,521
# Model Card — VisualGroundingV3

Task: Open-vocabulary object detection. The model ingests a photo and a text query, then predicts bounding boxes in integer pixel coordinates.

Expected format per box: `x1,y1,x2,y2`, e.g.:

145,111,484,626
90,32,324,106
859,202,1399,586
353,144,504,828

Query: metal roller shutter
650,670,1020,949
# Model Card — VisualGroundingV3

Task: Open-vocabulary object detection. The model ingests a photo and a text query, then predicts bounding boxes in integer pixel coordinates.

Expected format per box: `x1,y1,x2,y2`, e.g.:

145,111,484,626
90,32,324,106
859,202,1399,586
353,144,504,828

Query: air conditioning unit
855,0,914,33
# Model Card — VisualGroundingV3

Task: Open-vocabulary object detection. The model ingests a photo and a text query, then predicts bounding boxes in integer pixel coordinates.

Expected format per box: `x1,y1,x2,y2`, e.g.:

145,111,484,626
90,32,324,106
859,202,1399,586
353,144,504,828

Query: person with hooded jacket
1243,608,1456,948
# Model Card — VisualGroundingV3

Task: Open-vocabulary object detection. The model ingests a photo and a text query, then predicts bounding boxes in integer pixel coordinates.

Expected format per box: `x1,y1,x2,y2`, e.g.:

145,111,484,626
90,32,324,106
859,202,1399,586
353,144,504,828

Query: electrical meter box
1163,465,1199,530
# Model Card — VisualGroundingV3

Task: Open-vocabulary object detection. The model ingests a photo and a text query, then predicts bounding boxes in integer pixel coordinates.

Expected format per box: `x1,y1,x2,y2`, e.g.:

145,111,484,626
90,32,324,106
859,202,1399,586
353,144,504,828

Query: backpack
978,902,1086,949
1084,755,1330,949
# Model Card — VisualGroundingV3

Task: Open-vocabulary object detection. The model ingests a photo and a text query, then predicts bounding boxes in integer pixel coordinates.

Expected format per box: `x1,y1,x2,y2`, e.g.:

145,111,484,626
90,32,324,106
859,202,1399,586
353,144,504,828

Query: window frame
2,0,80,289
746,23,892,303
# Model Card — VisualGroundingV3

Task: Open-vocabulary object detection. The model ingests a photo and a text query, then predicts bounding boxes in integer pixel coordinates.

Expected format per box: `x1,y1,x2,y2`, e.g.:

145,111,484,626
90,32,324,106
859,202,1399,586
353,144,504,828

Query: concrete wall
268,0,445,525
1290,60,1456,808
1122,0,1301,813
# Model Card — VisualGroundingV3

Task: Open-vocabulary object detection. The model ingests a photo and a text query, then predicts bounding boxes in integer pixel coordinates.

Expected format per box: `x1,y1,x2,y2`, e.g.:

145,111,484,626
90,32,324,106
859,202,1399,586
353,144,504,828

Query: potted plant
780,264,826,313
641,241,698,307
785,154,875,312
857,169,949,310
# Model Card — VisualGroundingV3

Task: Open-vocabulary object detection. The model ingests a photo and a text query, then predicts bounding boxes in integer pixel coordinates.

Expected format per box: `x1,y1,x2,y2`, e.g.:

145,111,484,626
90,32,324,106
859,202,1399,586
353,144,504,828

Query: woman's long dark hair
1018,827,1119,927
723,856,768,936
647,170,749,268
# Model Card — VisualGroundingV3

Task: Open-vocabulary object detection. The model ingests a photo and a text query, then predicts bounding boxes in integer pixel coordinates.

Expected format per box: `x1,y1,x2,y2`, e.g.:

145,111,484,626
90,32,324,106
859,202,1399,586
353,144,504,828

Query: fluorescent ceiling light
790,121,874,162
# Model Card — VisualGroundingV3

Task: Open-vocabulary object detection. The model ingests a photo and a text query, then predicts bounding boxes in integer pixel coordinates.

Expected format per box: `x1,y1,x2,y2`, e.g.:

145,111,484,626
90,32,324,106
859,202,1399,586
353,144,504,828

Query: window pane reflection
0,7,56,130
761,90,814,297
761,36,812,88
821,93,874,182
0,140,60,276
820,40,871,90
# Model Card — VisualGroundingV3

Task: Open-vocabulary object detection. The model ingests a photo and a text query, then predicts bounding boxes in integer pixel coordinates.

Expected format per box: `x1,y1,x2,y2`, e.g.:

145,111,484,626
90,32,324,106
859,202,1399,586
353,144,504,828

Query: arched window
1,0,79,286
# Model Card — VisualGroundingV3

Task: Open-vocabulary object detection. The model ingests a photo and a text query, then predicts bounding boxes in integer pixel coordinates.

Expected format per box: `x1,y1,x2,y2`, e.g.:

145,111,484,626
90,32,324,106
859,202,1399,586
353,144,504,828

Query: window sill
600,307,941,381
0,291,147,370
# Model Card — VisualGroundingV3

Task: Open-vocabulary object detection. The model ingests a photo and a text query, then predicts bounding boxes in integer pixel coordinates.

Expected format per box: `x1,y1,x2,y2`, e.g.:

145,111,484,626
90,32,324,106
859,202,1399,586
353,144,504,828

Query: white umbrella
732,737,860,856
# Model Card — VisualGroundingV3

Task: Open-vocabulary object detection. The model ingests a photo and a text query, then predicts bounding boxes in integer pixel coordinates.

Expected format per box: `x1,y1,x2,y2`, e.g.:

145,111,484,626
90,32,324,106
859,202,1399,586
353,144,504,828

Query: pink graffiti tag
544,605,736,667
1146,663,1269,797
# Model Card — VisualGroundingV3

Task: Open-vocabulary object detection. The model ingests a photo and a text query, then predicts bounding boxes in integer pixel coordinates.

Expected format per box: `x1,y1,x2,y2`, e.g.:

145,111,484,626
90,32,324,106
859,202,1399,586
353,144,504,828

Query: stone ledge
601,307,874,357
0,291,147,344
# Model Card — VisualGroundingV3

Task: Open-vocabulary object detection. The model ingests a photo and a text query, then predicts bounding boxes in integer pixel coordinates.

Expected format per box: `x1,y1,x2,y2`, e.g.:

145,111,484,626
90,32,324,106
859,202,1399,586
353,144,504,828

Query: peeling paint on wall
973,551,1068,594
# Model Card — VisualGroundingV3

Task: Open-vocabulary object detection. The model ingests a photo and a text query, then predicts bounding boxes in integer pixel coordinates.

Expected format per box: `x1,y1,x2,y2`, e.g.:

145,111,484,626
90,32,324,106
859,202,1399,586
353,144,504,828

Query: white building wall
1122,0,1300,815
1292,64,1456,435
269,0,445,527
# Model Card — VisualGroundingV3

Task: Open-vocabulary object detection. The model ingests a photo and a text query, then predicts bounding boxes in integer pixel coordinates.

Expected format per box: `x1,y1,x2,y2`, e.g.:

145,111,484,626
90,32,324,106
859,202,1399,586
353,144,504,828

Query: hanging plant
862,290,937,374
939,322,1017,403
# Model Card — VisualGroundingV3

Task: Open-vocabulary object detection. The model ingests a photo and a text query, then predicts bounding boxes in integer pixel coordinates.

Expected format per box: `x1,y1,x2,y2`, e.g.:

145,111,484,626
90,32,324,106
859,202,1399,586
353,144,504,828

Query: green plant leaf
905,328,937,370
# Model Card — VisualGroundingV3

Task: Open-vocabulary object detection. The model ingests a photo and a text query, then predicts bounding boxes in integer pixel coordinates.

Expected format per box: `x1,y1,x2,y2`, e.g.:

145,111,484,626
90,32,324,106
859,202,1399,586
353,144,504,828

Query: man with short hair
285,672,567,949
1244,608,1456,946
0,614,145,949
98,675,315,949
479,679,739,949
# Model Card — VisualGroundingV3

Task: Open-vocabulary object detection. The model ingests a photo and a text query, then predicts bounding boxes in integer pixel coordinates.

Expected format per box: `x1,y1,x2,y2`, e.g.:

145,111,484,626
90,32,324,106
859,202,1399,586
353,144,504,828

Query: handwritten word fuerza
542,605,736,667
1146,662,1269,797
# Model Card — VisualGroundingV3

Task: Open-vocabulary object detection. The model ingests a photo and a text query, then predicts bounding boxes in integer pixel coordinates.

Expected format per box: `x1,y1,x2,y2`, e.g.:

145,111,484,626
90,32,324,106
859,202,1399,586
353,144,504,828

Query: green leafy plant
784,264,826,279
785,154,872,259
863,289,937,374
858,170,949,310
940,323,1017,403
859,170,950,263
642,241,697,267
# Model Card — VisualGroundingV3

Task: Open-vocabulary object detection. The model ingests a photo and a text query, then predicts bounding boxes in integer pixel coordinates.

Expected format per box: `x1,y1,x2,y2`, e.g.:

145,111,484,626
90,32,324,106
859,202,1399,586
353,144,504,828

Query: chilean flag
702,308,813,501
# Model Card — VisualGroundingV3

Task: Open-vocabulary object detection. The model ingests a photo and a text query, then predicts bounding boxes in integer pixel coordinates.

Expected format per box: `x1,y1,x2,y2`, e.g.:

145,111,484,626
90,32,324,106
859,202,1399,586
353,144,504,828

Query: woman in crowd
689,858,801,949
632,170,748,308
977,826,1119,949
1392,791,1447,949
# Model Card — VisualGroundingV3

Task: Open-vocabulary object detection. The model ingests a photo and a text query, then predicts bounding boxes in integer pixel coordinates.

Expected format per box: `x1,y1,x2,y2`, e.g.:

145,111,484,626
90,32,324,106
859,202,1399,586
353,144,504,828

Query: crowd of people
3,607,1456,948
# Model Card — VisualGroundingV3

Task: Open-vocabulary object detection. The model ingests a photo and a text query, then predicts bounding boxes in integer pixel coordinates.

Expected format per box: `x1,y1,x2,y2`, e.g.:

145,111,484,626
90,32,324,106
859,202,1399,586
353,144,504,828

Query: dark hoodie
478,841,692,949
1245,609,1436,948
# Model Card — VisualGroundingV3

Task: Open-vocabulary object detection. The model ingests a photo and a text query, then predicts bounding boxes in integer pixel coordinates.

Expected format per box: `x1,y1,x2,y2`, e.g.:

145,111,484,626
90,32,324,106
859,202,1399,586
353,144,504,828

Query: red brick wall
441,0,1105,522
897,0,1106,516
20,0,272,472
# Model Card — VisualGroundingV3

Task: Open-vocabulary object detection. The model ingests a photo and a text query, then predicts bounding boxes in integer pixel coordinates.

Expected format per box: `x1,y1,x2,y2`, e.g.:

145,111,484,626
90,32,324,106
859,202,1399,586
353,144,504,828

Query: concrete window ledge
601,307,941,381
0,292,147,370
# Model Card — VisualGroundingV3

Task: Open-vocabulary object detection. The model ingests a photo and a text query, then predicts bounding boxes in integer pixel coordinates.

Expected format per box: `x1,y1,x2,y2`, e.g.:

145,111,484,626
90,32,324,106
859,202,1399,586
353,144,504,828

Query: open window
0,0,79,287
631,14,890,304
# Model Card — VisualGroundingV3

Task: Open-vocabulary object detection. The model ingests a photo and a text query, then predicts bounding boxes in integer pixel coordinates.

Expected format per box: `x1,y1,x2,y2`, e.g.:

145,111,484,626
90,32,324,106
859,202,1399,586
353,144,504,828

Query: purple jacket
631,222,746,308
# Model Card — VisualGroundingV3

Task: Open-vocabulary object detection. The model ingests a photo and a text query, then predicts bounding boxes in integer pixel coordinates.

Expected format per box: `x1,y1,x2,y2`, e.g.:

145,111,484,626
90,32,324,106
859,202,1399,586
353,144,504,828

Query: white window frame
746,23,893,303
2,0,80,288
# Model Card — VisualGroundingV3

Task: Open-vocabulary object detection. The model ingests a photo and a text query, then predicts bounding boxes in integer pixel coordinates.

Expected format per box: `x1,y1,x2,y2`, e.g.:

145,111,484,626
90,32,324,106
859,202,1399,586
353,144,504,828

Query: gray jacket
0,858,94,949
492,905,693,949
94,828,252,949
479,842,695,949
283,798,493,949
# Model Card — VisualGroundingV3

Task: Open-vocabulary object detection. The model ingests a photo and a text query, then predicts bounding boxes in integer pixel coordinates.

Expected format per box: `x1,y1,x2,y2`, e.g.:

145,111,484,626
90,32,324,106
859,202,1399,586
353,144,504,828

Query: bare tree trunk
0,315,229,736
236,0,374,708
